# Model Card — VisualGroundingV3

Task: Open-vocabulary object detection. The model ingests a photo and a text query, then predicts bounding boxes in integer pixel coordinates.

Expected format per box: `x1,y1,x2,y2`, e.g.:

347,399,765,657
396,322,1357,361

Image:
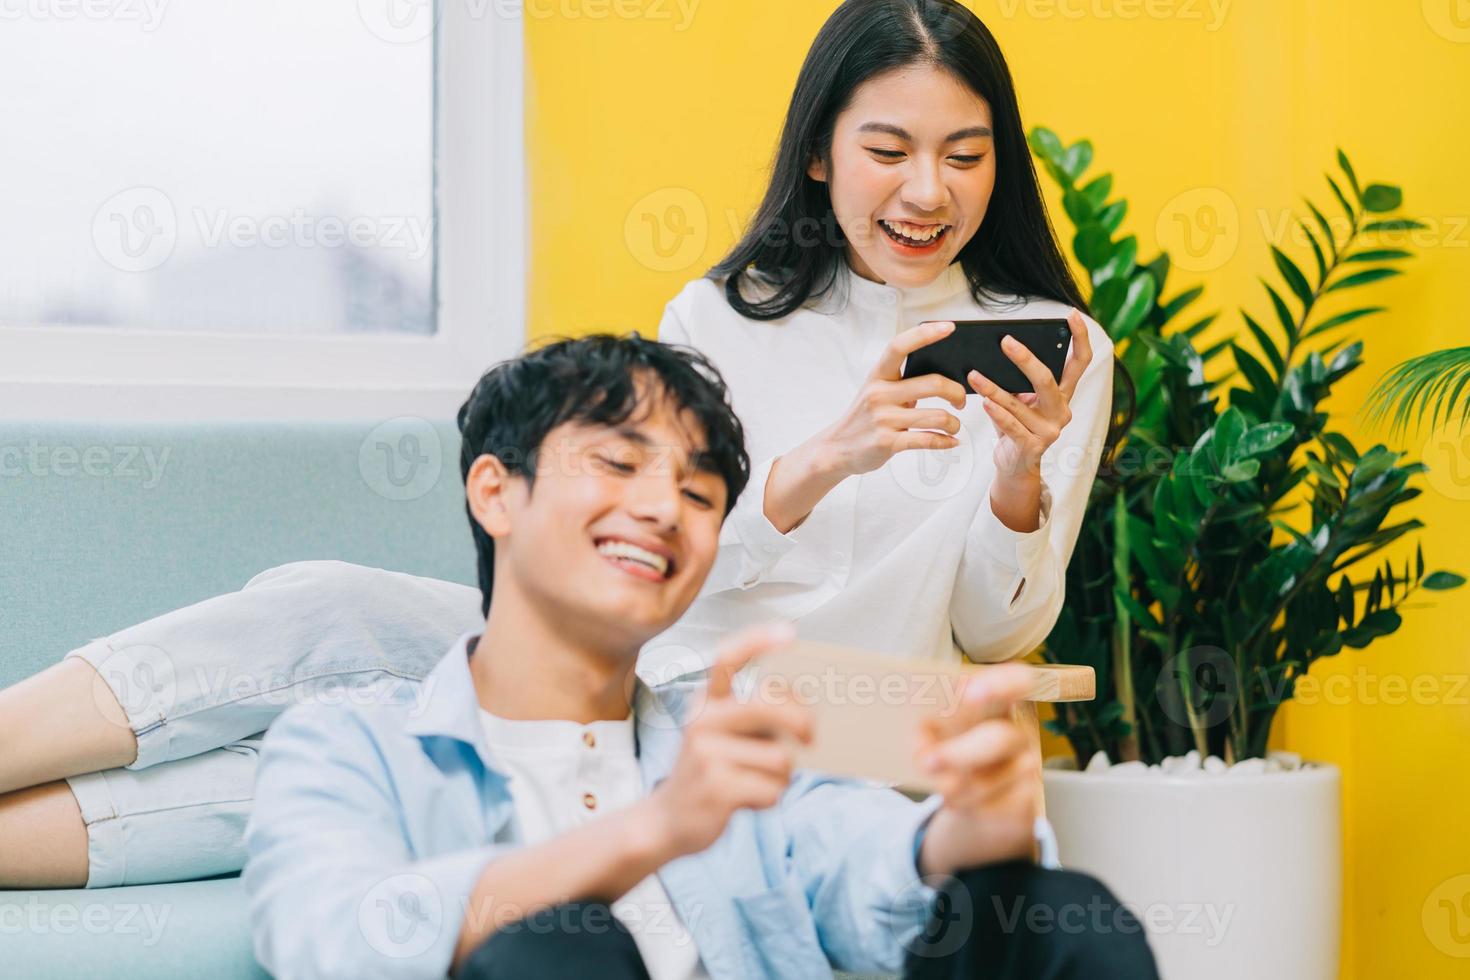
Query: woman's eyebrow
856,122,993,141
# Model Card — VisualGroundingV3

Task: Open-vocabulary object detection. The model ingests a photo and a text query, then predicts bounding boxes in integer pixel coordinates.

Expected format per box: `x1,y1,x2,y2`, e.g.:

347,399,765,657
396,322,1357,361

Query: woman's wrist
763,435,849,534
988,470,1044,534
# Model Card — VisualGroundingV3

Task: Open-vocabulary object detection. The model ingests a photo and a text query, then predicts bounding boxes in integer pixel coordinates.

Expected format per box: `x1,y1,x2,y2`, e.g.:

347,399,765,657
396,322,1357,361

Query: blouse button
582,730,596,749
582,792,598,811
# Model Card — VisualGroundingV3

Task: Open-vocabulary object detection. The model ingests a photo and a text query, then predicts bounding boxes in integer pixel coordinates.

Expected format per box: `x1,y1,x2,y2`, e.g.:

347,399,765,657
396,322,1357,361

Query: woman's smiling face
809,64,996,289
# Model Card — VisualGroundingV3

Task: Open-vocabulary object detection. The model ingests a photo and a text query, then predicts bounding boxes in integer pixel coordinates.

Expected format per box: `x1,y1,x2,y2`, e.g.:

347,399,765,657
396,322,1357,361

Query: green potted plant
1025,128,1463,980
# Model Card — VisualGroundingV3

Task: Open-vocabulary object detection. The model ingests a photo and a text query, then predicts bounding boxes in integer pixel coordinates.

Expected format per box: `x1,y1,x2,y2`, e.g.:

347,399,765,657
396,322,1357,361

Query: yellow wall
524,2,1470,975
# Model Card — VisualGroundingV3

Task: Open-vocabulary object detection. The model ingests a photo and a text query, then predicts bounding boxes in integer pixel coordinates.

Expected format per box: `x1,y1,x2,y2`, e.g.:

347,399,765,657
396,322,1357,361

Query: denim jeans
61,561,482,887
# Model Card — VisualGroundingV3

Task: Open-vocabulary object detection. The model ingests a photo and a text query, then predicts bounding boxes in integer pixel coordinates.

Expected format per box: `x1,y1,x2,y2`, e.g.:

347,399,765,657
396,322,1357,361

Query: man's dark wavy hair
457,333,751,616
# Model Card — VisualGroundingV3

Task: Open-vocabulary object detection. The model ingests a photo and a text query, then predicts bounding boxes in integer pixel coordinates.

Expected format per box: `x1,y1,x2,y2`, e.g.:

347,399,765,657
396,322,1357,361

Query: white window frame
0,3,525,422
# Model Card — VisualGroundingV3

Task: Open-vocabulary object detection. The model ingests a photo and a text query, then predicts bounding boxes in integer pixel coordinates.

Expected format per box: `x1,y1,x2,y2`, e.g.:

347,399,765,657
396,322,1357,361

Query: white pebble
1267,751,1302,772
1204,756,1227,774
1162,751,1203,774
1228,757,1267,775
1085,750,1112,773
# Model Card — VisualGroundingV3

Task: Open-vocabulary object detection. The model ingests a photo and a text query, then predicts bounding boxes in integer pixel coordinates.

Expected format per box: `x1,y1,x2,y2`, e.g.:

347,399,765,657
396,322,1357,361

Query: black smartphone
901,318,1071,394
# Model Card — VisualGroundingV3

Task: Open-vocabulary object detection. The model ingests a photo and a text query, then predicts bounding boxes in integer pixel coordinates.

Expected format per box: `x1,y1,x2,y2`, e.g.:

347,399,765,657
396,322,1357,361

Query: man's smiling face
481,381,729,651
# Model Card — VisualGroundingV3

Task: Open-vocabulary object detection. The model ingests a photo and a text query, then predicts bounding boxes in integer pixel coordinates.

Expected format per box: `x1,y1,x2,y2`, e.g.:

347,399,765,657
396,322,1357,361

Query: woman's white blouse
636,262,1114,682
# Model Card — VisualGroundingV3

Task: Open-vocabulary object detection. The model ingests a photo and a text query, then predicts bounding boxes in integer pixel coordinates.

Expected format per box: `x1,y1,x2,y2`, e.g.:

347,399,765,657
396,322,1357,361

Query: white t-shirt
639,262,1115,681
479,709,709,980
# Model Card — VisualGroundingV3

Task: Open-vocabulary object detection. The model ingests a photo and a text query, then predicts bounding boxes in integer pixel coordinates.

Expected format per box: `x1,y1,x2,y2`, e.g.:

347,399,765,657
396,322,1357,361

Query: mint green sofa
0,421,475,979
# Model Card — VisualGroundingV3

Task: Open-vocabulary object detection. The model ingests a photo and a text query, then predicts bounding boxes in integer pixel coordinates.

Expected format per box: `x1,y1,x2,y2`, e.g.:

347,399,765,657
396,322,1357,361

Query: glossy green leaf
1095,235,1139,285
1074,224,1114,270
1028,127,1063,162
1344,249,1412,264
1097,201,1128,235
1112,272,1158,340
1081,173,1113,208
1238,422,1294,457
1364,219,1427,232
1337,149,1362,201
1298,220,1329,286
1060,140,1094,182
1301,306,1387,340
1326,175,1355,224
1305,199,1340,258
1241,312,1285,375
1063,187,1095,226
1271,246,1314,308
1361,183,1403,213
1423,571,1467,590
1326,268,1404,293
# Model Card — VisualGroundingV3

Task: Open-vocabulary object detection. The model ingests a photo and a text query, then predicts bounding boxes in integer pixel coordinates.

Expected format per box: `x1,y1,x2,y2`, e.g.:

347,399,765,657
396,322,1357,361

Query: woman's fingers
998,334,1070,419
870,321,955,383
1057,308,1094,400
888,373,969,410
882,406,962,436
981,396,1041,448
893,430,961,453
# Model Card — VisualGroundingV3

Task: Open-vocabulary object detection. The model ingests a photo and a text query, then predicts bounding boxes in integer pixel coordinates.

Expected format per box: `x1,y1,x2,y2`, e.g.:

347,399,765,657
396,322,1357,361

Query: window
0,1,524,419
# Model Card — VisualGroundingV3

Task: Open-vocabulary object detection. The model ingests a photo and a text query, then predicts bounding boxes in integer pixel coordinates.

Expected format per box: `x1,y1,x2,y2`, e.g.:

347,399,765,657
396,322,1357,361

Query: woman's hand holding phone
967,308,1094,483
761,322,971,533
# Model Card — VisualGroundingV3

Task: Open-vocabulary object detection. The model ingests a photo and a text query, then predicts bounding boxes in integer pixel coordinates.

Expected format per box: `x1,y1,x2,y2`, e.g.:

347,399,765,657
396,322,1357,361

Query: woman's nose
902,162,947,211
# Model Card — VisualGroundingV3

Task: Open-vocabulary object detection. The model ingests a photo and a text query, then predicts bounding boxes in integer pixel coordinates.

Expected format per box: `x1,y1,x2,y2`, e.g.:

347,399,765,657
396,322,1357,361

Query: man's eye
598,455,635,473
682,489,713,508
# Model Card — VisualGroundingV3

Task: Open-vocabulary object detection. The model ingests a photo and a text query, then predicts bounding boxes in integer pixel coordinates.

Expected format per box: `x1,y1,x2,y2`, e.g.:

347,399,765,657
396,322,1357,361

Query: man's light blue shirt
243,633,1046,979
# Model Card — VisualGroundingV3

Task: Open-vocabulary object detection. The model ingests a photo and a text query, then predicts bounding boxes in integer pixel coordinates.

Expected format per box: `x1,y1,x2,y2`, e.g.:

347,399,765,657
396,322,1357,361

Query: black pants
459,862,1160,980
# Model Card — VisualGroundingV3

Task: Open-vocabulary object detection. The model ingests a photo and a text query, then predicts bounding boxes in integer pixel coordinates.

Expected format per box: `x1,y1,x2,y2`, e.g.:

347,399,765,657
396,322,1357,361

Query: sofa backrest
0,420,476,688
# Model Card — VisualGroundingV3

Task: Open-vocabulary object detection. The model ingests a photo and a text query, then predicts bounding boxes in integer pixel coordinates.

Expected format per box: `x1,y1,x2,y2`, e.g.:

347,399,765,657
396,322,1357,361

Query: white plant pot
1042,763,1341,980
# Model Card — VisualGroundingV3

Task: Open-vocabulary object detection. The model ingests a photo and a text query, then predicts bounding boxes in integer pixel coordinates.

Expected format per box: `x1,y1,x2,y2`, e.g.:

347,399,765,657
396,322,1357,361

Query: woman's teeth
596,539,670,578
880,219,950,246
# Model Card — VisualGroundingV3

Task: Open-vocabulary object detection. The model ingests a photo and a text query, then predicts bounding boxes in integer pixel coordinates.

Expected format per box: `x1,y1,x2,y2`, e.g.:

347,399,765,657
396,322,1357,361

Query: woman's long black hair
708,0,1134,459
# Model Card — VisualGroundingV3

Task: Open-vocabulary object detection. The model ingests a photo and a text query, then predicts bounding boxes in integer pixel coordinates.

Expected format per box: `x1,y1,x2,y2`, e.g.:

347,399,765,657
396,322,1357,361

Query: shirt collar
403,631,686,783
838,259,971,311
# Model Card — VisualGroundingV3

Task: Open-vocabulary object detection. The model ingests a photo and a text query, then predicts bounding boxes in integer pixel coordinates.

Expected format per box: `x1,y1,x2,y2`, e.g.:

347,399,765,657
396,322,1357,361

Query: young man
243,335,1158,980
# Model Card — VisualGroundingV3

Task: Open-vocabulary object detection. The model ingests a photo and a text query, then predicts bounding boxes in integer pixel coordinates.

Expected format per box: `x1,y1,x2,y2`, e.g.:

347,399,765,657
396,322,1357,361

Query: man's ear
806,155,829,183
465,453,515,539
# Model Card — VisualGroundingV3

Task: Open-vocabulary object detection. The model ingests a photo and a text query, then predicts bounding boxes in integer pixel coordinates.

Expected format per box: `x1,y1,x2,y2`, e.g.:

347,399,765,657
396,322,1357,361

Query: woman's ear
465,453,514,539
806,156,829,183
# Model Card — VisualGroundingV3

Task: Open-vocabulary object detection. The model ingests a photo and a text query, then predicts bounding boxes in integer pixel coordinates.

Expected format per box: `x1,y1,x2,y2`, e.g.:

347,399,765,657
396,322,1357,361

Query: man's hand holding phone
913,663,1041,875
644,623,813,859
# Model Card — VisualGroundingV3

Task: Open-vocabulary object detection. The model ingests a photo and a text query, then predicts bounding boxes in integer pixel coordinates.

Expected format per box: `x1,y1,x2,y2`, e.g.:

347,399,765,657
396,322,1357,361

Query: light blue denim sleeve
779,772,945,974
243,705,502,980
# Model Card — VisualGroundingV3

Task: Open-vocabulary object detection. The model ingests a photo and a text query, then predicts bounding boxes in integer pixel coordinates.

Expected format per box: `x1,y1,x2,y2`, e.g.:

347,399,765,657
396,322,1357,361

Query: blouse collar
838,259,972,311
